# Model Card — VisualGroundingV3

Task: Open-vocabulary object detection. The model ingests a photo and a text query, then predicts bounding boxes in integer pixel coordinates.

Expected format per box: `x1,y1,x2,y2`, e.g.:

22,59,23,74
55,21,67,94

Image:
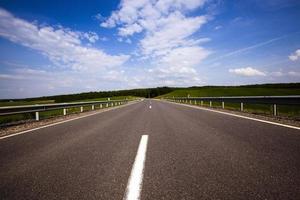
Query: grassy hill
159,83,300,98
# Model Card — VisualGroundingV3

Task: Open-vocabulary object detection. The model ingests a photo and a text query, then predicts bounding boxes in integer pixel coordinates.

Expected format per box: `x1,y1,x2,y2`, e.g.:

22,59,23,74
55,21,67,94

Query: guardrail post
189,100,192,104
80,106,83,112
273,104,277,116
106,103,109,107
240,102,244,111
100,104,103,109
194,100,197,105
210,101,212,107
201,101,203,106
35,112,39,121
63,108,67,116
222,102,225,109
92,105,95,110
111,102,114,107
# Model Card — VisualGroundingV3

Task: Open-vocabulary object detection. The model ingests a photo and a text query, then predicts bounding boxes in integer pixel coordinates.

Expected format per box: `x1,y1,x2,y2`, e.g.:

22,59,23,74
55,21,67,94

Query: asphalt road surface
1,99,300,200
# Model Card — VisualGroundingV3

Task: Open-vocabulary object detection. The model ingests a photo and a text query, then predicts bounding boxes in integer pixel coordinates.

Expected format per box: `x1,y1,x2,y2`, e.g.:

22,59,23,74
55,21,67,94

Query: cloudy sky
0,0,300,98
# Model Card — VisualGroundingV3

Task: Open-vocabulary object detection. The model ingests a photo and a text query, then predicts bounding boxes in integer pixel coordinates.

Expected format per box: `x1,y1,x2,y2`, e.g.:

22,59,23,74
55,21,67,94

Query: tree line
21,87,176,102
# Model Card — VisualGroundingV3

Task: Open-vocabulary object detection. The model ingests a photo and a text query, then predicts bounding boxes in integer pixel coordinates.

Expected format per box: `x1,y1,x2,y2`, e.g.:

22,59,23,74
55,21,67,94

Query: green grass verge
179,100,300,119
159,87,300,98
0,100,55,107
160,85,300,119
0,97,134,125
0,96,136,107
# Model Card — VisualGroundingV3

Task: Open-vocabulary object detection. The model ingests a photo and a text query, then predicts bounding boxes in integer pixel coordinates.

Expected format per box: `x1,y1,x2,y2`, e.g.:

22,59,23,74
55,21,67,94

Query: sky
0,0,300,99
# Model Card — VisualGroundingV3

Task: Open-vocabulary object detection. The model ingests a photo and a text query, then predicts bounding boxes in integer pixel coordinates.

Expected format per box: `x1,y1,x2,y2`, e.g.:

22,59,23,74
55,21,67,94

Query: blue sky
0,0,300,98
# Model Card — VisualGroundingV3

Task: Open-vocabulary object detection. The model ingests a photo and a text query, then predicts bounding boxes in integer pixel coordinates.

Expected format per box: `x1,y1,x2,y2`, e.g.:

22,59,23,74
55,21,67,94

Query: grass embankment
159,84,300,119
0,96,136,125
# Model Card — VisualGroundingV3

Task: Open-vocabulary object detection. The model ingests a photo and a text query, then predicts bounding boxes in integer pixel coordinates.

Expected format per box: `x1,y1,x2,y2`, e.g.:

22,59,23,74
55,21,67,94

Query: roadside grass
0,100,55,107
179,100,300,119
0,96,135,126
160,85,300,119
0,96,135,107
0,113,34,125
159,87,300,98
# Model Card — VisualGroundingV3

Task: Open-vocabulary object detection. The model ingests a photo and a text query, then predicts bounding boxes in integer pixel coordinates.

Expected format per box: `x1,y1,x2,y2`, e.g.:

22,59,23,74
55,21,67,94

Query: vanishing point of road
1,99,300,199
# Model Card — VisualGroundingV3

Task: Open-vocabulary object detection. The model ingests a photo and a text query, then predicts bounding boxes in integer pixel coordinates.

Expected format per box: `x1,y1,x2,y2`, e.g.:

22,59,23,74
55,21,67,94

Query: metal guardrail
0,99,130,121
166,96,300,116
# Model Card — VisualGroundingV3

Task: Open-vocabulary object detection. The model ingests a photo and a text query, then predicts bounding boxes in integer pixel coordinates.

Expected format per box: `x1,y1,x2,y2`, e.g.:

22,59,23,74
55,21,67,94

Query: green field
159,85,300,98
159,84,300,119
0,96,136,125
1,83,300,126
0,96,135,107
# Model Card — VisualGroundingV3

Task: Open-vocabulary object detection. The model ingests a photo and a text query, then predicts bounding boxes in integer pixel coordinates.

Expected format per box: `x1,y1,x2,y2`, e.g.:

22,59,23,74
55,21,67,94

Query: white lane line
164,100,300,130
0,101,140,140
124,135,148,200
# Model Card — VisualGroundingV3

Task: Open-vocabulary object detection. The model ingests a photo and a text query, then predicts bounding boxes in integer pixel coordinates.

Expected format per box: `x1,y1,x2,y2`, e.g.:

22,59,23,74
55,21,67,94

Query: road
0,99,300,200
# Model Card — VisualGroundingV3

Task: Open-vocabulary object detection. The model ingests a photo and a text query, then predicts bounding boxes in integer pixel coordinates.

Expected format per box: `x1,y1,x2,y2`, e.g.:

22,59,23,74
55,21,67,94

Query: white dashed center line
123,135,149,200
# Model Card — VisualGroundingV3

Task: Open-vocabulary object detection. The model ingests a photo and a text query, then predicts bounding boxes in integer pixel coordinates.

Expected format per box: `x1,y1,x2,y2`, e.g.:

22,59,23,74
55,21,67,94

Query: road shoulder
0,100,141,139
160,99,300,130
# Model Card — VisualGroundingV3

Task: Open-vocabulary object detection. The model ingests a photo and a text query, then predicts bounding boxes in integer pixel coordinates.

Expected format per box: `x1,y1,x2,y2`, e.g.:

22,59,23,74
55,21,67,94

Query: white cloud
270,70,300,77
82,32,99,43
119,23,143,36
101,0,207,29
0,8,129,72
229,67,266,77
139,12,208,57
0,8,134,98
102,0,210,84
151,46,210,79
0,74,24,80
287,71,300,77
0,66,132,98
289,49,300,61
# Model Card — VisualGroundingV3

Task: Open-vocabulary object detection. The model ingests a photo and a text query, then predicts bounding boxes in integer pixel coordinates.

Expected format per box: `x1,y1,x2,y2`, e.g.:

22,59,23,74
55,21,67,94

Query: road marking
0,101,140,140
124,135,148,200
165,100,300,130
149,105,152,109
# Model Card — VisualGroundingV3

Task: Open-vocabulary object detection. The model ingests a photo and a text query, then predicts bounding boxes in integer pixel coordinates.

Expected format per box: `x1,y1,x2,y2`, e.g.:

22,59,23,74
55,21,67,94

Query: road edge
160,99,300,130
0,100,142,140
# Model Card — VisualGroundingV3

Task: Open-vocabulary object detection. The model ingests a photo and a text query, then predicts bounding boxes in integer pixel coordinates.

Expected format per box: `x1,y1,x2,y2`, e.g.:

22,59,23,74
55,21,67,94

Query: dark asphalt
0,99,300,200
